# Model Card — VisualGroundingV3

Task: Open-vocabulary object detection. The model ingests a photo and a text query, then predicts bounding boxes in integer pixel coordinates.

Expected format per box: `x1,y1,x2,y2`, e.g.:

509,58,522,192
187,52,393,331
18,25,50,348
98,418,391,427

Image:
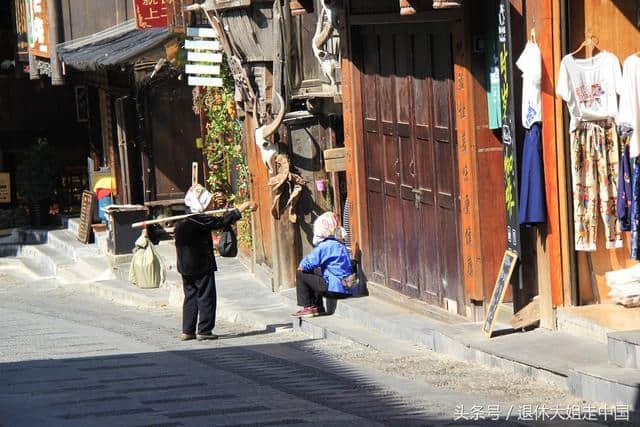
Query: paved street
0,277,629,426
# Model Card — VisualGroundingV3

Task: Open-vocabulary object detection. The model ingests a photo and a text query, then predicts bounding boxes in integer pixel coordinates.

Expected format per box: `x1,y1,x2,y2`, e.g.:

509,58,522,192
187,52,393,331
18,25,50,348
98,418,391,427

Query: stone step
0,244,21,257
0,259,45,284
16,244,74,276
568,364,640,409
66,279,170,310
111,261,180,288
65,217,82,236
608,330,640,369
18,256,56,278
0,229,48,245
56,255,115,284
46,229,100,260
556,307,612,344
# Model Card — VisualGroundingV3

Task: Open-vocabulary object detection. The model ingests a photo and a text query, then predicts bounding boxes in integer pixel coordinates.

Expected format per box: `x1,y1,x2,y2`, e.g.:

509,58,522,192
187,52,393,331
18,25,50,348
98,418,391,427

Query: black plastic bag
218,226,238,257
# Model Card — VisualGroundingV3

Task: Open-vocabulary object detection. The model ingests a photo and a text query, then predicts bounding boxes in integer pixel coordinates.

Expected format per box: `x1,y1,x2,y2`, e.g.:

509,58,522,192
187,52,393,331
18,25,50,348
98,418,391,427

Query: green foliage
192,58,252,249
16,140,60,204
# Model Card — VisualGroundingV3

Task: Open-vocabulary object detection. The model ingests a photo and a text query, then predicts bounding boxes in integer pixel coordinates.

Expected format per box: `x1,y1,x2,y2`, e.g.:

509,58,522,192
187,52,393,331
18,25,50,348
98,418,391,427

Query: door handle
394,159,400,177
409,159,416,177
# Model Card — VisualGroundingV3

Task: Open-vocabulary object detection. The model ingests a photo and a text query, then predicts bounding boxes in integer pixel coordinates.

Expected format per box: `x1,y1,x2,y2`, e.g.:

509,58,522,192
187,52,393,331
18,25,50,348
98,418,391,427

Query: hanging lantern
433,0,463,9
399,0,416,15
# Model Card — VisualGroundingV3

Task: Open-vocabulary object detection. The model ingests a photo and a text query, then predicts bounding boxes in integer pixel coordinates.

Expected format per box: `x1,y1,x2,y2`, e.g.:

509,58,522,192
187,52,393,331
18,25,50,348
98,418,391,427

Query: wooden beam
349,9,462,26
535,0,568,320
341,2,367,266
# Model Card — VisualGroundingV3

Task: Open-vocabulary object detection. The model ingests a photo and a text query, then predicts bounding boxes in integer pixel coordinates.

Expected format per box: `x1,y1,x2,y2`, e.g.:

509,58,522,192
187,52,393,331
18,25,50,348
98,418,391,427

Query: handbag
327,260,360,290
217,226,238,257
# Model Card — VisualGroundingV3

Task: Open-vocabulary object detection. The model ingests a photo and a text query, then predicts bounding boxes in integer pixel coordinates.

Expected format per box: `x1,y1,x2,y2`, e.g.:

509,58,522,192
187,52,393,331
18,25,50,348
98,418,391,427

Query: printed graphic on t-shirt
526,105,538,126
575,83,605,108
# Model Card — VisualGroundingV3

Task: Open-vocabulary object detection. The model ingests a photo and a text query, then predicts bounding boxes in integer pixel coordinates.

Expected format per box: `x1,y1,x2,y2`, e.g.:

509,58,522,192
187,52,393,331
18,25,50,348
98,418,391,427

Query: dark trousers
296,270,328,310
182,271,217,334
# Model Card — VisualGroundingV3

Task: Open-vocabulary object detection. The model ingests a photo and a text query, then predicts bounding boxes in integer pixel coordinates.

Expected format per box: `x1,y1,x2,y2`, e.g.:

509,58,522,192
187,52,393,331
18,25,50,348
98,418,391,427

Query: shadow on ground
1,336,638,426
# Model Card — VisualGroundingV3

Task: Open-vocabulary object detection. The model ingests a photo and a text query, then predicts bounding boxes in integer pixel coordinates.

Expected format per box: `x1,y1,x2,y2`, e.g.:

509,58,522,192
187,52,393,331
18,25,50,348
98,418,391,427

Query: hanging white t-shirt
556,51,623,131
516,41,542,129
618,55,640,157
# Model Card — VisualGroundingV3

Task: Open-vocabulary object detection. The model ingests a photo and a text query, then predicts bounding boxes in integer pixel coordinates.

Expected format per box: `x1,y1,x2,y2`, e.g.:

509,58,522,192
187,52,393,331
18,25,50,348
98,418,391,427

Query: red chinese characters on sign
135,0,169,29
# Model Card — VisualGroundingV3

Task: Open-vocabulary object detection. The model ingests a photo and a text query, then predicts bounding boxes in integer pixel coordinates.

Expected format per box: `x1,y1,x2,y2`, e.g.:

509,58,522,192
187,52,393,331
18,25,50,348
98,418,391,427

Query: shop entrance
352,22,462,307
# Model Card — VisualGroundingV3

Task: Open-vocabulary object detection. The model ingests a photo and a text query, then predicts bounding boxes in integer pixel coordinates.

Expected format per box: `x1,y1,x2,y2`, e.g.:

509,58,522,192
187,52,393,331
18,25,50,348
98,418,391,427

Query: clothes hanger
570,30,600,59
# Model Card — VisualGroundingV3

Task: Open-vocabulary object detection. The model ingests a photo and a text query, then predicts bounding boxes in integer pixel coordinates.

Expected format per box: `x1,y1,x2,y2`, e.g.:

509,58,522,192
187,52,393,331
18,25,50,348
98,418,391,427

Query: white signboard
186,64,221,75
187,52,223,63
185,39,220,51
188,76,223,87
186,27,217,38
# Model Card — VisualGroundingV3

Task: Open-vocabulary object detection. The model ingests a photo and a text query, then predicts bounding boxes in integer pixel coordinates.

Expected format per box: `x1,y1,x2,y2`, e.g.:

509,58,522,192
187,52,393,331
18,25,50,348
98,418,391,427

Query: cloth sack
128,231,165,289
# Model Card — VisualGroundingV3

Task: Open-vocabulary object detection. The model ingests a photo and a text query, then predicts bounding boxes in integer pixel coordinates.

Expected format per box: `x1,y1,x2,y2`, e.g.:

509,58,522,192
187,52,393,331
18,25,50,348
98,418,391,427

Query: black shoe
197,332,219,341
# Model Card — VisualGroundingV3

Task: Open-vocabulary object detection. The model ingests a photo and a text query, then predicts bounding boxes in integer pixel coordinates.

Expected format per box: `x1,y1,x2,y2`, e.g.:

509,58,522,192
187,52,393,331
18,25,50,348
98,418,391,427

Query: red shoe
291,306,319,318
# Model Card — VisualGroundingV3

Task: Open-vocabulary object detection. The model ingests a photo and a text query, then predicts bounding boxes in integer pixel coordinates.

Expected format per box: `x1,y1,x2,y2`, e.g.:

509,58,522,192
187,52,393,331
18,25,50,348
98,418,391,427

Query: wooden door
147,81,202,201
354,22,461,305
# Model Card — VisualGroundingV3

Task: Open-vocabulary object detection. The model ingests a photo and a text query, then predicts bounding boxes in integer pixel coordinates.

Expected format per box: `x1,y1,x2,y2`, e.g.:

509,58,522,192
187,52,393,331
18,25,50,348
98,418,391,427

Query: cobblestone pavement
0,279,632,426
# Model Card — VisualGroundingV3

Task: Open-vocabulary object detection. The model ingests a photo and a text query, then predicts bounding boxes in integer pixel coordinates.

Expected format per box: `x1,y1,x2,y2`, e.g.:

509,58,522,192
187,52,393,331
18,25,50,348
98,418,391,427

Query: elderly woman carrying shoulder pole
176,184,256,341
292,212,354,318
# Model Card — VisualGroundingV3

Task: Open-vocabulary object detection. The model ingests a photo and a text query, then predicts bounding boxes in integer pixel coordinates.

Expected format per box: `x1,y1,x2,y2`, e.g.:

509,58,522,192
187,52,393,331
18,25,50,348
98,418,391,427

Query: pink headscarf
312,212,339,246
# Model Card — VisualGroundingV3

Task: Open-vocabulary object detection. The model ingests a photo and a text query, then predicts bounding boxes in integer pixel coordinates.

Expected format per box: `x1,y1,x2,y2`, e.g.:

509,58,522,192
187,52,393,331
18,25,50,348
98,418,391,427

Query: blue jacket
299,238,353,294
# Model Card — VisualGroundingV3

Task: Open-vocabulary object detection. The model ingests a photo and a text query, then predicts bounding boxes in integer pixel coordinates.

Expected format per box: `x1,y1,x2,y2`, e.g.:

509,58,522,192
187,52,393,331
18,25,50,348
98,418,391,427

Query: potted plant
16,139,60,227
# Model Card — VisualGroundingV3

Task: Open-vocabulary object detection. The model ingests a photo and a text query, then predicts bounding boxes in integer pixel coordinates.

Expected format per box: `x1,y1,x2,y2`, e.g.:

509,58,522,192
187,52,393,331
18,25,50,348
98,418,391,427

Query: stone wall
0,207,29,229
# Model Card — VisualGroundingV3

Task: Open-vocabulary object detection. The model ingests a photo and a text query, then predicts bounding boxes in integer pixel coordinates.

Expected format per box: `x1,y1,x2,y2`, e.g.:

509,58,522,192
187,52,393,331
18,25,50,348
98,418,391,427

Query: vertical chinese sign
452,16,483,301
0,173,10,204
497,0,521,257
27,0,50,58
135,0,169,29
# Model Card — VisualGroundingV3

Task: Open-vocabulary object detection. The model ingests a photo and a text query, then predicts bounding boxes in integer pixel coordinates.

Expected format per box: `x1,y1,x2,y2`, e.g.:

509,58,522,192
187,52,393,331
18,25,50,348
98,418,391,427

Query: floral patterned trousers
571,121,622,251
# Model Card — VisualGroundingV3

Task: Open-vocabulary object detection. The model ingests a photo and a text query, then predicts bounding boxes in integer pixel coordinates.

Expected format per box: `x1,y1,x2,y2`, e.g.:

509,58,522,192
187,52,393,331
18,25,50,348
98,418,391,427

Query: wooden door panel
430,27,460,303
355,22,461,305
361,30,386,284
379,28,403,291
411,29,441,300
368,191,386,284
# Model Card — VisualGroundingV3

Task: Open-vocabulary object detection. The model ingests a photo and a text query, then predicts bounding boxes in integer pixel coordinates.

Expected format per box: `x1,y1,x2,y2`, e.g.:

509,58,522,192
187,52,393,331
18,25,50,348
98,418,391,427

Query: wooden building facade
341,1,512,317
17,0,203,213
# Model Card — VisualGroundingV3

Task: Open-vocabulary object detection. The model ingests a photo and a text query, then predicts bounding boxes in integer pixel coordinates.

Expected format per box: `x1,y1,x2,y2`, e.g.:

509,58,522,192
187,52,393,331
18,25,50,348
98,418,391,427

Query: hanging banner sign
27,0,50,58
135,0,169,29
497,0,521,257
0,173,11,203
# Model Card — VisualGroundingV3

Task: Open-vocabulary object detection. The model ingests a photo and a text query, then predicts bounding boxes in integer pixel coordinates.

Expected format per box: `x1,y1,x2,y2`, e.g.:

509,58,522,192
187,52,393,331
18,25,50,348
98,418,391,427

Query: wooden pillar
527,0,568,328
452,1,484,307
340,4,364,263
